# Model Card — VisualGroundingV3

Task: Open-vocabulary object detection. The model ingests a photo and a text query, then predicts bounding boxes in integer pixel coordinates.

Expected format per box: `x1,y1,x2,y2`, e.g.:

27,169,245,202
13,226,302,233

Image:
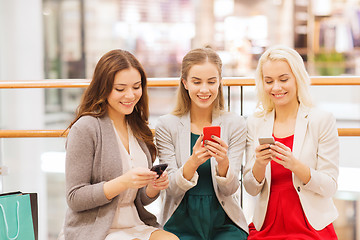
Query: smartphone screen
258,137,275,150
203,126,221,146
150,163,168,178
258,137,275,145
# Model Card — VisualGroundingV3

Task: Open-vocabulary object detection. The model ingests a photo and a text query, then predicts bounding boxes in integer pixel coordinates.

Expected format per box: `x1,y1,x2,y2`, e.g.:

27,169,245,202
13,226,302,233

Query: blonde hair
254,45,313,116
172,48,224,116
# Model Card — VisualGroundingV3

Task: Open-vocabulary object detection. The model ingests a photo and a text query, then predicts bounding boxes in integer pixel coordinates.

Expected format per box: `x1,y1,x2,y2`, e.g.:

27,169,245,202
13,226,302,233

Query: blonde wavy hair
172,48,224,116
254,45,313,116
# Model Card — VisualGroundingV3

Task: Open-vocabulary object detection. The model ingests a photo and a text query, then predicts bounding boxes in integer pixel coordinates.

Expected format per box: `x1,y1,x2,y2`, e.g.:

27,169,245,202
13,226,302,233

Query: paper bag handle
0,201,20,240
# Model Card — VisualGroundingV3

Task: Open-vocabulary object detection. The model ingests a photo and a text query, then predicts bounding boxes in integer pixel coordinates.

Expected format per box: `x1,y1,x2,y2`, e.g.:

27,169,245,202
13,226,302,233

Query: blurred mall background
0,0,360,239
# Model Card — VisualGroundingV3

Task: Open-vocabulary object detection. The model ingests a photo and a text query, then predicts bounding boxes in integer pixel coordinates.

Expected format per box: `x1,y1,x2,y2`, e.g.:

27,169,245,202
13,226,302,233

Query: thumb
194,134,204,148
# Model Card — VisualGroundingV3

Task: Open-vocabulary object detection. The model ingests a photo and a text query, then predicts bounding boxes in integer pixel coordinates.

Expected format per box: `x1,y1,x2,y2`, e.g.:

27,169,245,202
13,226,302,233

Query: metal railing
0,76,359,137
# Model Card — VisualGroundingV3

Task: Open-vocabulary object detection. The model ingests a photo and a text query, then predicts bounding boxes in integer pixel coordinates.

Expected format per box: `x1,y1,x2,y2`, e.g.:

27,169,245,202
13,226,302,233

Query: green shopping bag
0,192,37,240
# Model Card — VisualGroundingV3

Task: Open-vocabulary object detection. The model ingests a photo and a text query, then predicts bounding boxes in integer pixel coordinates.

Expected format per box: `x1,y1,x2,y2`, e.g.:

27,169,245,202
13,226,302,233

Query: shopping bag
0,191,38,240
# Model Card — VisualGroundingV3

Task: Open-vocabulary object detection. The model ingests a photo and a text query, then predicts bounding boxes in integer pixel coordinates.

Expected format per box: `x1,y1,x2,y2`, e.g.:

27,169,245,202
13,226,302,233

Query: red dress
248,135,338,240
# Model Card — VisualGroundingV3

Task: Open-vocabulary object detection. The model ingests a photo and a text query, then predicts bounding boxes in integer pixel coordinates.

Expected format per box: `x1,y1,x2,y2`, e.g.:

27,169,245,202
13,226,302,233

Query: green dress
164,133,248,240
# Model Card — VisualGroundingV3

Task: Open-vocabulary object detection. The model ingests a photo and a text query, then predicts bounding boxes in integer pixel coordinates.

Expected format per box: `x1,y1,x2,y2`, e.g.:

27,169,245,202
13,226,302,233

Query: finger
133,180,152,188
205,144,226,157
139,179,156,186
273,142,290,151
204,139,221,150
193,148,208,160
255,145,263,152
258,155,272,162
200,151,212,159
270,144,289,156
155,172,168,183
154,178,166,185
257,144,272,152
193,134,204,148
210,136,229,150
269,150,286,162
256,148,272,158
158,170,168,179
198,151,211,162
206,150,217,158
256,151,272,162
153,183,169,190
155,177,169,184
205,139,228,153
142,173,158,180
135,168,158,177
153,176,169,186
208,135,223,145
204,141,218,150
271,157,285,166
134,175,157,183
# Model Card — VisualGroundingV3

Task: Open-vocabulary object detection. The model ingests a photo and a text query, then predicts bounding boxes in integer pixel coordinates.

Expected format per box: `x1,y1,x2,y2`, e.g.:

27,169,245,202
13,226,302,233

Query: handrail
0,130,69,138
0,76,360,88
0,128,358,138
338,128,360,136
0,77,359,138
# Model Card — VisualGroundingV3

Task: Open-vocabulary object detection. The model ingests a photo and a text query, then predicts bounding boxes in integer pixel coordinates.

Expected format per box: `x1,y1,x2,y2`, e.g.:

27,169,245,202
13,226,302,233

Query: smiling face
107,67,142,119
262,60,298,108
182,61,220,111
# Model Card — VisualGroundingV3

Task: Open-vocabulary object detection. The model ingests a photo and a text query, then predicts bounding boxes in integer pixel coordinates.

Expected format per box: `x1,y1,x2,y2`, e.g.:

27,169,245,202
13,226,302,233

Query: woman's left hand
270,141,311,184
269,141,298,171
204,135,229,164
147,170,169,191
204,136,229,177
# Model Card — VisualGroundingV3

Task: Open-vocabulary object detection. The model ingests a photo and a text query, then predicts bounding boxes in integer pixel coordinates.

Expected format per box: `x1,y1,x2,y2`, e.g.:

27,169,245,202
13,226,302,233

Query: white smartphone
258,137,275,151
258,137,275,145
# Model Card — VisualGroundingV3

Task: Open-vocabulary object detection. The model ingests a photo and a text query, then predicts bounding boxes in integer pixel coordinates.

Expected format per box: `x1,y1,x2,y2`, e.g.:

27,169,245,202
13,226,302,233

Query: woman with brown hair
62,49,178,240
155,48,248,240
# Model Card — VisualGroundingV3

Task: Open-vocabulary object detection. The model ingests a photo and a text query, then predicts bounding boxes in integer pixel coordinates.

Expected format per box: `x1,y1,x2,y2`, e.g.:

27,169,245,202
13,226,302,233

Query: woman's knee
150,230,179,240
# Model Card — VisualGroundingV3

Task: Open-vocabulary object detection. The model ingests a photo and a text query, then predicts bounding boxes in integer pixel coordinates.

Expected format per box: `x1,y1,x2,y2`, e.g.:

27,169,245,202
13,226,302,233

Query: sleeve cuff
215,165,234,184
139,187,159,205
302,168,316,190
176,166,198,192
93,181,112,205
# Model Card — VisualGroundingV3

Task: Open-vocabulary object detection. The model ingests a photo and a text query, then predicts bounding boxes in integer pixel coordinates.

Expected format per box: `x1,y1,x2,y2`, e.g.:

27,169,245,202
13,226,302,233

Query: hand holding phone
258,137,275,150
150,163,168,179
203,126,221,146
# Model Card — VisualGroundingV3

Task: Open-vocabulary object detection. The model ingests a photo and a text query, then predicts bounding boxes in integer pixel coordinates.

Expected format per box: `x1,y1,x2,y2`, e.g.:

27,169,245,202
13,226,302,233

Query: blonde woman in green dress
155,48,248,240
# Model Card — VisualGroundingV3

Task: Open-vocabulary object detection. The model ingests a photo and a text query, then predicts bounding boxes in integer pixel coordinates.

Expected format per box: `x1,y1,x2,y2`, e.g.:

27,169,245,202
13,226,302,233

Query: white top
105,123,158,240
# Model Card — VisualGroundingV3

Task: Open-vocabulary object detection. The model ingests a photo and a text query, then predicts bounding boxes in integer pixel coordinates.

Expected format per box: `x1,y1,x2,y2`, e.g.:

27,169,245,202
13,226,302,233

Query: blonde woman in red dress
244,45,339,239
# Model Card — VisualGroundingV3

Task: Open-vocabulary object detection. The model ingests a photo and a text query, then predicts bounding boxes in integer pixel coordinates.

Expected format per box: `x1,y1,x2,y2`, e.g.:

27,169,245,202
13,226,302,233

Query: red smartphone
203,126,221,146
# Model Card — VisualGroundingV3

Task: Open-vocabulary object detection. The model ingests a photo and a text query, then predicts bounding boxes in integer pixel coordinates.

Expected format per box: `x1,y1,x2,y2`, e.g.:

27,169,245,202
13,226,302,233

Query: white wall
0,0,47,239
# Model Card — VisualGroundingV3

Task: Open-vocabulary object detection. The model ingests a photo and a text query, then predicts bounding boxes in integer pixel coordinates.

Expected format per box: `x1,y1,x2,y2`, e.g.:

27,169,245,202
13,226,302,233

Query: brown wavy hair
67,49,156,161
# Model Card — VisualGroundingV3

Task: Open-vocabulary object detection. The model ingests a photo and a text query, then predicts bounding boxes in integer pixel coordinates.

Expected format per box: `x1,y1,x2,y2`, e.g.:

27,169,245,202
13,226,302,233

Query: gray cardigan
155,111,249,233
64,115,159,240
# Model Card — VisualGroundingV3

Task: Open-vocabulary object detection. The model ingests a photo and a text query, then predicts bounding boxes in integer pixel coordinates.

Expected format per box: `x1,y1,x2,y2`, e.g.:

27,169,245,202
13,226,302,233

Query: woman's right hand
104,167,157,200
122,167,158,189
189,134,212,168
254,144,273,168
183,134,211,181
252,144,273,183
